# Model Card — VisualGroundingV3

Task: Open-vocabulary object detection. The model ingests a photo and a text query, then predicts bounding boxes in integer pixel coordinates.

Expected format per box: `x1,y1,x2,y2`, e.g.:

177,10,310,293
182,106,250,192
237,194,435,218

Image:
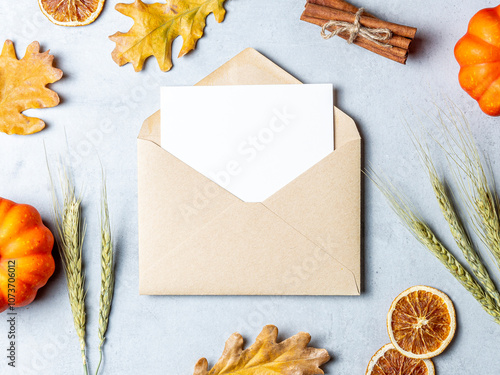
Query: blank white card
161,84,334,202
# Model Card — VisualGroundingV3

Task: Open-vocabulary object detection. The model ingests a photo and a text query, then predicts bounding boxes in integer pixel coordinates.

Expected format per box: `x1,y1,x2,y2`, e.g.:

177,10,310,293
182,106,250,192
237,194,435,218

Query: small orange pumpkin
455,5,500,116
0,197,55,312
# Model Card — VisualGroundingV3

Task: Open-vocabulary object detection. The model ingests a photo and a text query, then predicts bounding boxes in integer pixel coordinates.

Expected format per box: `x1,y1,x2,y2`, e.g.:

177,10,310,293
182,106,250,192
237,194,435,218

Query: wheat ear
95,179,115,375
412,134,500,308
474,185,500,268
412,220,500,323
52,172,88,375
433,107,500,270
367,169,500,324
429,173,500,307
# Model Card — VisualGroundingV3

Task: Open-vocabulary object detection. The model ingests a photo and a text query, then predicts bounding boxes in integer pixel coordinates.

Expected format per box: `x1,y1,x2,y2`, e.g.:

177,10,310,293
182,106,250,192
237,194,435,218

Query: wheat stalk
429,174,500,307
411,135,500,308
433,106,500,270
412,220,500,323
474,184,500,268
367,169,500,324
95,180,115,375
51,170,88,375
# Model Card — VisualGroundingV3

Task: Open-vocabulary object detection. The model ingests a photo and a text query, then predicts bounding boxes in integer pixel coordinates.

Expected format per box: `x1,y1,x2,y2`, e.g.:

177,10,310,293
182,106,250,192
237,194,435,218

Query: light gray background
1,1,499,374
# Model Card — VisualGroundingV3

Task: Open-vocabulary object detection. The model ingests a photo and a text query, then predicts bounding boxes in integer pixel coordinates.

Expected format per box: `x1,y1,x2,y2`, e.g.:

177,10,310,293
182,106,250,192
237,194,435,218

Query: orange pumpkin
0,197,55,312
455,5,500,116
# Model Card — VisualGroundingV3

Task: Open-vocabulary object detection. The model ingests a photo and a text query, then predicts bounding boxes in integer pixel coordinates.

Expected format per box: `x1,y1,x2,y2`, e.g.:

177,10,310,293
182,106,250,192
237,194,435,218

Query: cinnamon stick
301,15,407,64
306,0,374,18
304,3,417,39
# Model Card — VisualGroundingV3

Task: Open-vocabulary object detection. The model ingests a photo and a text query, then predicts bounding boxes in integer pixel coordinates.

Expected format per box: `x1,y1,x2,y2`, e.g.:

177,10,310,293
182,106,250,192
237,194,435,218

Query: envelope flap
334,106,361,148
263,110,361,291
138,109,160,143
137,48,361,148
138,138,241,251
141,200,360,295
197,48,302,86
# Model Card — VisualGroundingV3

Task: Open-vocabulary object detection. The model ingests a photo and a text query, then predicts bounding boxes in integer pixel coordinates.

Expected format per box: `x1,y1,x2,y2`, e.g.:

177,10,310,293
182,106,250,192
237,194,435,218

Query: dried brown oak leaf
0,40,63,135
194,325,330,375
109,0,228,72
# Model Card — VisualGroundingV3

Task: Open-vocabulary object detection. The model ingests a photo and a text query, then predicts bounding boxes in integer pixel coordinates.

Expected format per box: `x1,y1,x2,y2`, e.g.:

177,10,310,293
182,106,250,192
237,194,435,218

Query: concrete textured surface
1,1,500,374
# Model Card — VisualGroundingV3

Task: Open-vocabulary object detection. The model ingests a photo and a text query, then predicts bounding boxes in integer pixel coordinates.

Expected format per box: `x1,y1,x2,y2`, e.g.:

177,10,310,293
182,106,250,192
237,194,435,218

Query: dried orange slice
387,285,456,359
366,344,434,375
38,0,105,27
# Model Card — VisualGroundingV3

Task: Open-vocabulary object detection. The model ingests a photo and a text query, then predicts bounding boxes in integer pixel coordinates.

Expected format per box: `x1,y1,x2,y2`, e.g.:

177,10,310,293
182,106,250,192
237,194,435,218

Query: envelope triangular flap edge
138,48,361,295
263,113,361,290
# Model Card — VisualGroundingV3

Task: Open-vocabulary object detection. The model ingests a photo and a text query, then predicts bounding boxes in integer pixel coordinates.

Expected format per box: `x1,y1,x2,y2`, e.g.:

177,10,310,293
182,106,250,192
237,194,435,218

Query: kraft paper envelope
138,48,361,295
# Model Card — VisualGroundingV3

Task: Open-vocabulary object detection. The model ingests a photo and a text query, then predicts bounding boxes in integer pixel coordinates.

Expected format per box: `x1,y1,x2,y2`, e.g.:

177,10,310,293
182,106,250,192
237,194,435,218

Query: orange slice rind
366,343,435,375
38,0,105,27
387,285,456,359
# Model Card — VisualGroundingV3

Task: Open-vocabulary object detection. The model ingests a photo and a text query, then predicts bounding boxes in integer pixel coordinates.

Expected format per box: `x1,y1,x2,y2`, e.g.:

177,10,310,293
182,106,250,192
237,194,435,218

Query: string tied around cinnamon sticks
321,8,393,48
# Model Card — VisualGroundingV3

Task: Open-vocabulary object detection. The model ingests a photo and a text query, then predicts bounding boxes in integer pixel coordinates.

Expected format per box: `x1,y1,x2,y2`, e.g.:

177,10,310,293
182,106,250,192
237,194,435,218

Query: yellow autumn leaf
0,40,63,135
193,325,331,375
109,0,228,72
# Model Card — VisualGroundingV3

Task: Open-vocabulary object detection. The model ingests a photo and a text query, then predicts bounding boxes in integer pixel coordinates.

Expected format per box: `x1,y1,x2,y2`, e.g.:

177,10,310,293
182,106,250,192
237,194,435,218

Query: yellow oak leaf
0,40,63,136
193,325,331,375
109,0,228,72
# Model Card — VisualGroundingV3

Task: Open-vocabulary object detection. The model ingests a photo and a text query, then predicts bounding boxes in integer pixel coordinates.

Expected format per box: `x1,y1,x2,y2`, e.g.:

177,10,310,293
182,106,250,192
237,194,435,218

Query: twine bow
321,8,393,47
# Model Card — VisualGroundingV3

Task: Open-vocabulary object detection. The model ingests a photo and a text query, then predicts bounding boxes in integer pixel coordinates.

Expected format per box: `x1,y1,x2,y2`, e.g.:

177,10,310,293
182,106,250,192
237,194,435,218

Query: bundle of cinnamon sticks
301,0,417,64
